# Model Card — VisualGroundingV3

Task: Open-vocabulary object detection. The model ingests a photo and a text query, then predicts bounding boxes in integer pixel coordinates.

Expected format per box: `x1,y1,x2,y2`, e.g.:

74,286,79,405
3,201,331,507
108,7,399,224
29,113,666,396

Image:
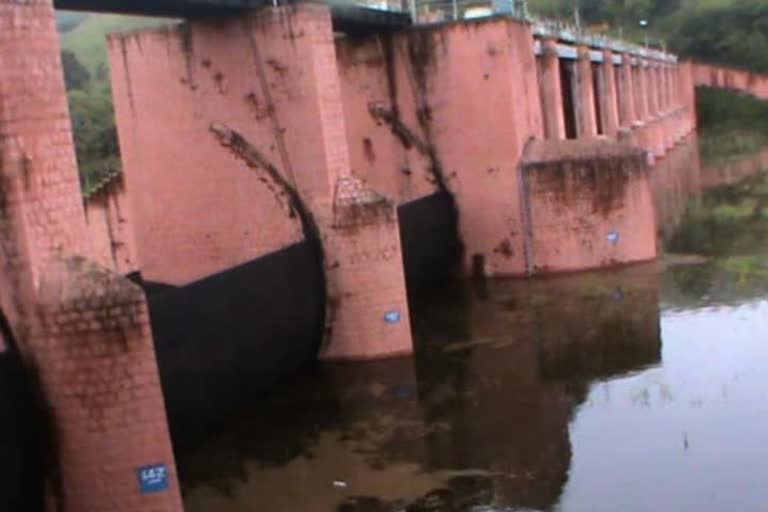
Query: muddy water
180,137,768,512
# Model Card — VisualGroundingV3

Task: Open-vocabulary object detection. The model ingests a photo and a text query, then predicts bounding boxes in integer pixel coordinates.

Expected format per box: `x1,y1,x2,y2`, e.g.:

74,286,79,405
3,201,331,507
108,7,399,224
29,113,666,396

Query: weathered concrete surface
108,18,304,285
337,17,543,277
575,46,598,138
652,136,702,242
617,55,638,129
0,1,183,510
109,4,413,360
320,177,413,360
34,256,182,512
598,50,620,137
521,140,656,274
84,178,139,276
538,38,566,140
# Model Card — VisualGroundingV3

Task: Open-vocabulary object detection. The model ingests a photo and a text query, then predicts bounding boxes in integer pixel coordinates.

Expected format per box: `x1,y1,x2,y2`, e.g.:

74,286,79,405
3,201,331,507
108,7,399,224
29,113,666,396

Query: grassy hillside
56,12,171,191
59,12,169,78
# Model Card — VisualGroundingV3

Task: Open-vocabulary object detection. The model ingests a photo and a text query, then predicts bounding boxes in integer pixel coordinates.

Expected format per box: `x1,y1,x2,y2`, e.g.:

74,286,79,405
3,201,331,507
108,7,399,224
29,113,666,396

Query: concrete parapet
691,62,768,100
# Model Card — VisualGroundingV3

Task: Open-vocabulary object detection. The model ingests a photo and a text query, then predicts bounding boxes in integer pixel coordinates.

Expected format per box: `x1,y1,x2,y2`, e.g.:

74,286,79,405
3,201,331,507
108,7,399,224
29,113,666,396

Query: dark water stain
178,137,768,512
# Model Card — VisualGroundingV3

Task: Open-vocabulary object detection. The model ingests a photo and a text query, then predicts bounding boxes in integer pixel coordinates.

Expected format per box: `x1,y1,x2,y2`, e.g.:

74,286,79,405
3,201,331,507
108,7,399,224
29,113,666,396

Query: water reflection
180,264,663,511
181,136,768,512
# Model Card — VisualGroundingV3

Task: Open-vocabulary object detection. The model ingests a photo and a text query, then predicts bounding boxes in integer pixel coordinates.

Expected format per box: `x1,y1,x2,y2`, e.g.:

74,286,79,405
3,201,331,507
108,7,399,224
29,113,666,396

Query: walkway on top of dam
55,0,678,61
54,0,411,34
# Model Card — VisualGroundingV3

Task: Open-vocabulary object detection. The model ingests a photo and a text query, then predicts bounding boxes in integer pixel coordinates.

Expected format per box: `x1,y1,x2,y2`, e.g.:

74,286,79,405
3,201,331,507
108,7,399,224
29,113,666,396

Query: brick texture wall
108,15,307,285
0,0,87,285
335,34,437,202
336,18,545,277
320,177,412,360
0,2,184,510
85,181,140,276
522,140,656,274
110,4,413,359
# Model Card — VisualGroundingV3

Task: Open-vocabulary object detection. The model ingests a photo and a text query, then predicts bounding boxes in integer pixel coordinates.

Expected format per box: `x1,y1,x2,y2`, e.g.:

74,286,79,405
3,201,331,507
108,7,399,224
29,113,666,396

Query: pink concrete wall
110,5,413,360
651,135,702,241
691,62,768,99
609,56,695,162
0,1,184,511
336,18,544,276
108,18,313,285
0,0,88,327
599,51,620,137
335,35,436,203
85,180,139,276
319,177,413,360
33,257,183,512
679,62,697,135
575,47,598,137
522,140,656,274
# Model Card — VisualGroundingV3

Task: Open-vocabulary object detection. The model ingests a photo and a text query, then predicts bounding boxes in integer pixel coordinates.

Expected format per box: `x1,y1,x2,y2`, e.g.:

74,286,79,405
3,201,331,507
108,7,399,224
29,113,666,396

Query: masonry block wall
319,177,413,360
335,34,437,203
85,181,140,276
521,140,656,274
108,21,305,285
33,256,182,512
109,4,413,359
0,1,184,510
336,18,544,277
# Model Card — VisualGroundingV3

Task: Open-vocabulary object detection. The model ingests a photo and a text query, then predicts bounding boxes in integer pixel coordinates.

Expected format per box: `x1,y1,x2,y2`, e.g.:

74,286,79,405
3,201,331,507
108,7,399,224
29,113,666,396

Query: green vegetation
696,87,768,162
667,170,768,298
61,13,167,76
719,255,768,284
56,12,168,193
529,0,768,70
56,11,87,33
669,171,768,256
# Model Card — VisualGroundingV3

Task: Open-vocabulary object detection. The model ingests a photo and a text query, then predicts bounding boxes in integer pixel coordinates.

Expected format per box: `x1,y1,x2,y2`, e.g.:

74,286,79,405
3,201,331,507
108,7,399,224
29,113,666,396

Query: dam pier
0,0,763,509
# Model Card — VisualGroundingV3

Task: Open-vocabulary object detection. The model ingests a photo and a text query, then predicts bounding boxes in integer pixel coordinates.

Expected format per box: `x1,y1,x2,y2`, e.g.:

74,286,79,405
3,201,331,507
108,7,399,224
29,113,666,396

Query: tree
67,89,120,188
61,50,91,91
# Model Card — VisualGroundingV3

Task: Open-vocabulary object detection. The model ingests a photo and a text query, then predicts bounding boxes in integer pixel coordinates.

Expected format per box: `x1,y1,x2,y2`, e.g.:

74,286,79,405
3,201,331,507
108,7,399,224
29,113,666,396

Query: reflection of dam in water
652,136,703,243
180,261,663,511
179,135,768,511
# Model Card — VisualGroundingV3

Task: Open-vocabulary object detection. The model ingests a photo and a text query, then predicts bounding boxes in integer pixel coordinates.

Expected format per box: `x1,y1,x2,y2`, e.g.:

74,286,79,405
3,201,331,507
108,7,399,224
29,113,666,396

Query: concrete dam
0,0,763,510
